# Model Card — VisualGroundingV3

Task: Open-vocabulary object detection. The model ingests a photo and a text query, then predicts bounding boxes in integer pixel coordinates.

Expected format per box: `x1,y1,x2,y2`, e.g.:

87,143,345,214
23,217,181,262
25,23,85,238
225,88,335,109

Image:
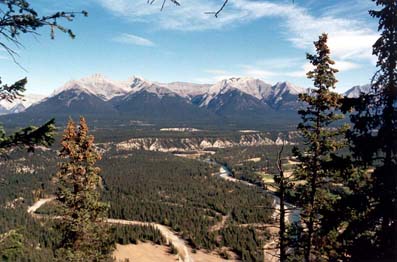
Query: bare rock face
239,134,274,146
115,133,293,153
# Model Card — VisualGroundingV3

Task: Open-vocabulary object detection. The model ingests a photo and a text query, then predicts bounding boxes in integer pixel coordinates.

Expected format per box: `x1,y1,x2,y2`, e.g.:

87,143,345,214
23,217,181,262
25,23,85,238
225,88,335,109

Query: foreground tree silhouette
0,77,54,156
343,0,397,260
0,0,86,156
55,117,111,261
274,140,292,262
292,33,347,262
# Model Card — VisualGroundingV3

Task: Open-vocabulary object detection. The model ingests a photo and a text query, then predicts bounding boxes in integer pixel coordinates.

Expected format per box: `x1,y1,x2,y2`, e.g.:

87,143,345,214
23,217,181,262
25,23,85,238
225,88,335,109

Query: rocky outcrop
239,133,274,146
116,134,292,153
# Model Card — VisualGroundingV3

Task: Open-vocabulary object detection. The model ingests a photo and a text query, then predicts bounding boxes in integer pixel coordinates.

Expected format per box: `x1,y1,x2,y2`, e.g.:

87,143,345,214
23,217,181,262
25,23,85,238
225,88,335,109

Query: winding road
27,197,192,262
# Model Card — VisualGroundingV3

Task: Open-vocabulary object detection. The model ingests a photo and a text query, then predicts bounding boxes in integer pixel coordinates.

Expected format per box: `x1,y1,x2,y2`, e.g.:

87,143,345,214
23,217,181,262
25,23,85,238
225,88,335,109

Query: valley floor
113,243,177,262
113,243,235,262
28,197,238,262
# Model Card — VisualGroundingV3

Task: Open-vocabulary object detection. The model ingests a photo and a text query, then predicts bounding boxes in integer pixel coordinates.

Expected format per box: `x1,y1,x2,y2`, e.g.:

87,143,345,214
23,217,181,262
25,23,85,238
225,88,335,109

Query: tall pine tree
344,0,397,260
55,117,112,261
292,33,347,262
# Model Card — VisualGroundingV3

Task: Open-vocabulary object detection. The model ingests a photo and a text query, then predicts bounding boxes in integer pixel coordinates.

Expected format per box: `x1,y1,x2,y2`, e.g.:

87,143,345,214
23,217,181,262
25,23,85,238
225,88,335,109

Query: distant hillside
0,74,370,129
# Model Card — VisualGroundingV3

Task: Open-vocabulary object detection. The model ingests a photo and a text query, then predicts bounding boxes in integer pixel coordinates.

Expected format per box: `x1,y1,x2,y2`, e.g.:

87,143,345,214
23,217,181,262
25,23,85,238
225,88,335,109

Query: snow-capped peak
272,81,306,96
158,82,211,98
139,85,176,98
200,77,272,107
344,84,371,98
52,74,131,101
0,93,45,111
127,78,210,98
128,75,153,90
218,77,272,97
123,76,180,98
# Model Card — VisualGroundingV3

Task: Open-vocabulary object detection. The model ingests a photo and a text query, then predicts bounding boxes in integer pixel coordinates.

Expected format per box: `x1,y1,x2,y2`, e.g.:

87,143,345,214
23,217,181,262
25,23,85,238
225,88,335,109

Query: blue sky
0,0,380,95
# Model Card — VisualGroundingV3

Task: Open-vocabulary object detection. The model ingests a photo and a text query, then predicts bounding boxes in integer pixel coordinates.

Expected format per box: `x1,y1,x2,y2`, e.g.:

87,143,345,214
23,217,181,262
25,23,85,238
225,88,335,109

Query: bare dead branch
206,0,295,17
277,140,285,173
0,1,87,64
148,0,180,10
205,0,229,18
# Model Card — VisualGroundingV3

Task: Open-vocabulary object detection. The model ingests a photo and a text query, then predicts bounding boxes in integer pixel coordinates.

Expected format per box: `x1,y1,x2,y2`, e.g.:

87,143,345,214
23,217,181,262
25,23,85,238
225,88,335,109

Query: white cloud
319,0,376,19
334,60,361,71
113,33,155,46
284,60,361,78
284,62,313,78
95,0,228,30
97,0,378,64
231,0,378,63
201,56,362,84
202,64,280,83
240,65,278,78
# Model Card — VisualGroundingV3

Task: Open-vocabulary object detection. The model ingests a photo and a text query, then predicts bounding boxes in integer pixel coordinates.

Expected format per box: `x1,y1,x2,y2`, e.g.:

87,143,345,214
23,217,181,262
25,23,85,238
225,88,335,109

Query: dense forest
0,143,274,261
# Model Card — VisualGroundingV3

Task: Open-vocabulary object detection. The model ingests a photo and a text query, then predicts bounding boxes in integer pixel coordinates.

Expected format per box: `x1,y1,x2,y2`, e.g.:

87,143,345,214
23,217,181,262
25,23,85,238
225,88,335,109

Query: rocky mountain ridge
0,74,371,128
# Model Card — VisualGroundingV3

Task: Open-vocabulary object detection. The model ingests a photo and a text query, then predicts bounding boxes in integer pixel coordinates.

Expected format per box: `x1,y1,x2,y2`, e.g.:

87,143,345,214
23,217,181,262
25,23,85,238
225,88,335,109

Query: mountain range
0,74,370,129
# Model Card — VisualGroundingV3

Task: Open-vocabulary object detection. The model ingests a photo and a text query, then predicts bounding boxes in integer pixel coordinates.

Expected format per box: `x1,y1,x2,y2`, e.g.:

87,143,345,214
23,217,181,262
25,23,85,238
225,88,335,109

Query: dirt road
28,197,192,262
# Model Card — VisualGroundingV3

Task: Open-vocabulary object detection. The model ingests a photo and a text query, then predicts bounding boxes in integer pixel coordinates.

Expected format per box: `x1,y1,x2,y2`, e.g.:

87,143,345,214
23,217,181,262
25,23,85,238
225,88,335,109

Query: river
208,159,300,224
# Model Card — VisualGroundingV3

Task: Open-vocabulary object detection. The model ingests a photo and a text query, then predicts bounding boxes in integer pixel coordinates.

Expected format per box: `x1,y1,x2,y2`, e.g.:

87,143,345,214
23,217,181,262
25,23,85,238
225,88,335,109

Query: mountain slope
206,89,270,117
266,82,306,110
26,89,118,116
113,88,220,123
200,77,273,107
52,74,130,101
0,105,8,115
8,103,27,114
0,74,324,129
159,82,211,98
344,84,371,98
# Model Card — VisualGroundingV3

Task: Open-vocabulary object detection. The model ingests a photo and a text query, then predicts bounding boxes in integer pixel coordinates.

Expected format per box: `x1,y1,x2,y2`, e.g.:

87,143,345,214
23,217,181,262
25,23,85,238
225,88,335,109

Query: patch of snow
200,77,272,107
272,81,305,96
158,82,211,98
0,93,45,113
52,74,131,101
344,84,371,98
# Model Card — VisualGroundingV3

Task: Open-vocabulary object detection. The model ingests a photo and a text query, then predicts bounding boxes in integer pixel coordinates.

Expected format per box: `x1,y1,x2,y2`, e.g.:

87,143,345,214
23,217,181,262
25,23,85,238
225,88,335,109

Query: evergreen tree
0,0,86,156
55,117,112,261
0,229,24,260
0,78,55,156
292,33,347,262
344,1,397,260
